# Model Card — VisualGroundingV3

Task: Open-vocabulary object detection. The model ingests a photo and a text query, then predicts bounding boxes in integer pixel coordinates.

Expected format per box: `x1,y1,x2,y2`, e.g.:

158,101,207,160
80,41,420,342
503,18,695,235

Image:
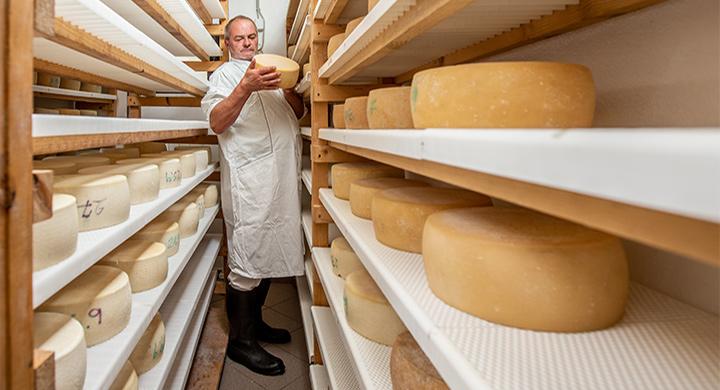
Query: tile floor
219,279,311,390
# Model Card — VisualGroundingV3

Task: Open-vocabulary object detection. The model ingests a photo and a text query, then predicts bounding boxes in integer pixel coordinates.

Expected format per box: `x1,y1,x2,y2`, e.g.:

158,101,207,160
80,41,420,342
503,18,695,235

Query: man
201,15,305,376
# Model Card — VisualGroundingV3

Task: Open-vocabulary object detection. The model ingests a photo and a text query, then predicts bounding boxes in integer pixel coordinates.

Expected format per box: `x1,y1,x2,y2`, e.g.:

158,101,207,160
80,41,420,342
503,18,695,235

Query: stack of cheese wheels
372,187,492,253
349,178,429,219
109,361,138,390
59,109,81,116
33,159,78,174
344,96,369,129
33,194,79,271
345,270,406,345
330,237,365,279
54,174,131,231
143,152,195,178
331,162,403,200
79,110,97,117
410,62,596,128
183,191,206,217
327,33,346,57
37,72,61,88
99,240,168,293
254,54,300,89
172,148,209,172
345,17,364,35
44,155,111,170
161,199,201,238
35,108,60,115
368,87,413,128
190,183,219,207
78,163,160,205
132,142,167,154
59,78,81,91
117,157,181,189
423,207,629,332
39,265,132,346
333,104,345,128
34,313,87,390
391,332,448,390
80,82,102,93
133,218,181,256
130,314,165,374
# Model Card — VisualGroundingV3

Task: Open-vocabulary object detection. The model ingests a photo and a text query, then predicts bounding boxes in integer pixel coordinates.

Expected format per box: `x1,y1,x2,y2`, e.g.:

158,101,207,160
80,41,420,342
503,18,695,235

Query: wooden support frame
184,61,224,72
138,96,202,107
34,0,54,37
34,59,156,97
313,83,388,103
187,0,213,24
323,0,350,24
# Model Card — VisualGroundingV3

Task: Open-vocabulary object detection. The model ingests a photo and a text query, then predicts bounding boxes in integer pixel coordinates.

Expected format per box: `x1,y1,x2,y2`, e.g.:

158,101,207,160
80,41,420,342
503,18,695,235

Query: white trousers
227,271,261,291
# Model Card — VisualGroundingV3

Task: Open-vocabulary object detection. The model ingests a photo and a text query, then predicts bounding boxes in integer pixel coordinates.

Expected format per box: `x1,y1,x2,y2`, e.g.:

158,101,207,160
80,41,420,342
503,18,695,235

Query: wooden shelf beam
323,0,349,24
184,61,224,72
139,96,202,107
34,59,155,97
33,128,209,155
187,0,213,24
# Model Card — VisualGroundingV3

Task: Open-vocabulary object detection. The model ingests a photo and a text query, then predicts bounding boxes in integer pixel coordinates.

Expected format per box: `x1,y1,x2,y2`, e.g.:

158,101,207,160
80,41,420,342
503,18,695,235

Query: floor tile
271,296,301,321
265,281,297,307
224,345,306,389
277,328,308,362
281,372,312,390
262,307,302,333
219,358,265,390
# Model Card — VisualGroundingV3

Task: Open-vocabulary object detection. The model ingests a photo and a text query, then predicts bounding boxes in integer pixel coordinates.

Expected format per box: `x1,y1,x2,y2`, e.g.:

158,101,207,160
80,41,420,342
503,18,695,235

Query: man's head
224,15,258,61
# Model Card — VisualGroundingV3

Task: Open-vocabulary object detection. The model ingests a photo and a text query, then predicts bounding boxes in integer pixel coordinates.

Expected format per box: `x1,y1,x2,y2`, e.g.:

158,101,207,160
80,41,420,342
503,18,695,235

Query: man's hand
239,59,282,93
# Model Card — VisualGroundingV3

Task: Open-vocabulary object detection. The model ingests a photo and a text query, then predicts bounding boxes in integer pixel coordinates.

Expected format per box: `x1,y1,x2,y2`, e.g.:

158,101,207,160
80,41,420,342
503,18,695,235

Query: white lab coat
201,58,304,279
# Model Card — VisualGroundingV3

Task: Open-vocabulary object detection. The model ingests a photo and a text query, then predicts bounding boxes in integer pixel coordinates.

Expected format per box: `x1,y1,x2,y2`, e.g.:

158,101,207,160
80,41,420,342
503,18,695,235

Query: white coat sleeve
200,69,234,122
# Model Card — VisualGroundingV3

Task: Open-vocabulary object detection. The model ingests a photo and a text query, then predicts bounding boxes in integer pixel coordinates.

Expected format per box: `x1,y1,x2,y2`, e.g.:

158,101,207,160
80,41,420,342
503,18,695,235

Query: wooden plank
32,128,208,155
185,296,227,390
33,92,114,104
311,144,365,163
138,96,202,106
184,61,224,72
323,0,350,24
312,204,332,224
33,59,155,97
204,23,223,36
312,22,344,43
186,0,213,24
169,135,218,144
32,170,53,223
33,350,54,390
131,0,210,61
329,141,720,266
313,83,387,102
34,0,54,37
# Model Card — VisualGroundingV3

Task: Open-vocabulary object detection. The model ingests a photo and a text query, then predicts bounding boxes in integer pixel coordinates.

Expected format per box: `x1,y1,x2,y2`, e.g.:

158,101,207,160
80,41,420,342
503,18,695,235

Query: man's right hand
239,58,282,92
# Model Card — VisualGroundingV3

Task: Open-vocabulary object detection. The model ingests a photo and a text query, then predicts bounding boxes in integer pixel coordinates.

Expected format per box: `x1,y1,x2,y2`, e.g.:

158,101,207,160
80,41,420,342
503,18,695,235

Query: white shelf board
157,0,222,56
33,164,217,308
310,364,331,390
312,307,361,390
138,234,221,389
296,274,315,363
295,73,311,95
289,0,311,44
301,126,311,138
302,169,313,194
305,258,314,297
312,247,393,390
315,0,367,24
319,188,720,390
32,115,208,138
319,128,720,224
33,85,117,100
81,206,220,390
201,0,226,18
292,15,312,63
313,0,332,19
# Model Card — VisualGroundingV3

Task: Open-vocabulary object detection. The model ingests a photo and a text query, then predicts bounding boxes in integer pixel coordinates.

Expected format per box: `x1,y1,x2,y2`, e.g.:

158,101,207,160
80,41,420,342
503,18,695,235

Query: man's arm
283,89,305,119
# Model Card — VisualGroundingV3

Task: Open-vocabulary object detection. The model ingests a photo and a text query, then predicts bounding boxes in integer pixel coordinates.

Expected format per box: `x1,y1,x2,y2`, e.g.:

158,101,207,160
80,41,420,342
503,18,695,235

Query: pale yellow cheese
327,33,346,57
344,96,369,129
33,194,79,271
58,109,81,116
99,240,168,293
54,174,131,232
103,147,141,158
116,157,182,189
129,314,165,374
78,163,160,205
43,155,111,170
410,62,596,128
35,108,60,115
144,152,195,178
59,78,81,91
33,159,78,174
391,332,448,390
33,312,87,390
175,145,214,163
330,237,365,279
254,53,300,89
345,17,364,35
172,148,209,172
37,72,61,88
109,361,138,390
422,207,629,332
368,87,413,129
349,178,429,219
39,265,132,346
80,82,102,93
333,104,345,129
190,183,219,207
345,270,406,346
78,109,97,116
331,162,403,200
184,191,206,217
303,62,311,76
372,187,491,253
161,200,201,238
133,218,181,257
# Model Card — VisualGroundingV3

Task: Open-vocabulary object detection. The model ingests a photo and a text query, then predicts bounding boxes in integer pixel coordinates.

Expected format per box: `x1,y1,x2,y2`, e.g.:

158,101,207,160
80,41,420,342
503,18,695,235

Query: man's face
226,19,258,61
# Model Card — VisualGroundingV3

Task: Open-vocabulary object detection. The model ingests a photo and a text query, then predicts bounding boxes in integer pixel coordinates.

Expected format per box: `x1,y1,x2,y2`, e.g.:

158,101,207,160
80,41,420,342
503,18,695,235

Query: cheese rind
33,312,87,390
37,72,61,88
333,104,345,128
109,361,138,390
54,174,131,231
330,237,364,279
80,82,102,93
144,152,196,178
78,163,160,205
134,219,181,256
99,240,168,293
345,270,406,345
327,33,346,58
331,162,403,200
161,200,201,238
391,332,448,390
35,108,60,115
254,54,300,89
191,183,219,207
130,314,165,374
33,194,79,271
422,207,629,332
33,159,78,174
79,109,97,116
44,155,111,170
344,96,369,129
59,78,81,91
349,178,429,219
117,157,182,189
345,17,364,35
58,109,81,116
372,187,492,253
184,192,206,217
368,87,414,129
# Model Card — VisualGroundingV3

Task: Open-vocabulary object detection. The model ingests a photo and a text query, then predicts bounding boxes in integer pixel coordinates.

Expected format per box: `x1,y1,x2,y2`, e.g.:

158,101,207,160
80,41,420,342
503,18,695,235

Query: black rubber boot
254,279,292,344
225,283,285,376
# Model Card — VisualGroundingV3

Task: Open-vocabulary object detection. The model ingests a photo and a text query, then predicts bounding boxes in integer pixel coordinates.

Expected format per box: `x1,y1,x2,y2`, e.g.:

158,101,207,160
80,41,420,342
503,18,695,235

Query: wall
229,0,290,56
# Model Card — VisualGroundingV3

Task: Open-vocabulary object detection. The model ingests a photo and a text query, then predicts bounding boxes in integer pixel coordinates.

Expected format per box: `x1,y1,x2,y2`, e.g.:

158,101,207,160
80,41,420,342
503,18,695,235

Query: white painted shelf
319,188,720,390
296,72,312,95
33,164,218,308
138,234,221,389
201,0,226,19
312,247,393,390
312,307,361,390
305,258,314,297
301,126,311,138
292,15,312,63
310,364,331,390
81,206,220,390
33,85,117,100
289,0,311,45
319,128,720,224
313,0,367,23
33,114,208,138
296,274,315,363
302,168,313,194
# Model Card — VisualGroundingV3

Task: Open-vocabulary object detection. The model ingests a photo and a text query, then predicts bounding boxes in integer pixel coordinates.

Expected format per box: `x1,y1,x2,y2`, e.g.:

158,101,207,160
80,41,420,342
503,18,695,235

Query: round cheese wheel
33,159,78,174
172,148,209,172
372,187,492,253
191,183,219,207
78,110,97,117
39,265,132,346
330,237,365,279
116,157,181,189
59,78,81,91
302,62,311,76
328,33,346,57
423,207,629,332
144,152,195,178
97,151,139,163
184,192,206,217
133,218,180,257
54,174,131,232
410,62,596,128
344,96,369,129
161,200,201,238
33,312,87,390
33,194,79,271
58,109,81,116
333,104,345,128
37,72,61,88
109,361,138,390
391,332,448,390
35,108,60,115
254,53,299,89
331,162,403,200
43,155,111,170
130,314,165,374
349,178,429,219
132,142,167,154
78,163,160,205
80,82,102,93
345,17,364,35
345,270,406,345
368,87,413,129
99,240,168,293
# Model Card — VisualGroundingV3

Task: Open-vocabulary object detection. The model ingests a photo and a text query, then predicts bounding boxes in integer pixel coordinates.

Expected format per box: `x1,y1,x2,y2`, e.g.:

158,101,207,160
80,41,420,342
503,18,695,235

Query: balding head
224,15,259,61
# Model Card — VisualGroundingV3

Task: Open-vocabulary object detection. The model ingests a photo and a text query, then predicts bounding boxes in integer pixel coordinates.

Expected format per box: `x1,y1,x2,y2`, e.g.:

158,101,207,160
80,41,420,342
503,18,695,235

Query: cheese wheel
132,142,167,154
345,17,364,35
58,109,81,116
171,148,209,172
368,87,413,129
37,72,61,88
423,207,629,332
97,151,140,163
59,78,81,91
133,219,180,257
80,82,102,93
333,104,345,128
344,96,369,129
78,163,160,205
103,147,141,158
54,174,131,232
117,157,181,189
39,265,132,346
34,312,87,390
372,187,492,253
109,361,138,390
161,201,201,238
330,237,364,279
302,62,311,76
254,53,300,89
78,109,97,117
175,145,215,163
331,162,403,200
345,270,406,345
191,183,219,207
350,178,430,220
144,152,195,178
328,33,346,57
43,155,111,170
184,192,206,217
33,194,79,271
410,62,596,128
130,314,165,374
391,332,448,390
99,240,168,293
35,108,60,115
33,159,78,174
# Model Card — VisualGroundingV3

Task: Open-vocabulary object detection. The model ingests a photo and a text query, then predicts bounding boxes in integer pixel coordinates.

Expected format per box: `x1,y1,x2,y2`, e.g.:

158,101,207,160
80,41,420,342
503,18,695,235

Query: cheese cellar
1,0,718,389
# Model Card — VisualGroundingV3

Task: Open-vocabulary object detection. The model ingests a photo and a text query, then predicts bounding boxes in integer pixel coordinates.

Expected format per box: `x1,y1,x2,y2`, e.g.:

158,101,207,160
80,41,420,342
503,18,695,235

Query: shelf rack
313,0,368,24
309,364,331,390
312,307,362,390
289,0,312,45
296,273,315,363
292,15,312,64
32,85,118,102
